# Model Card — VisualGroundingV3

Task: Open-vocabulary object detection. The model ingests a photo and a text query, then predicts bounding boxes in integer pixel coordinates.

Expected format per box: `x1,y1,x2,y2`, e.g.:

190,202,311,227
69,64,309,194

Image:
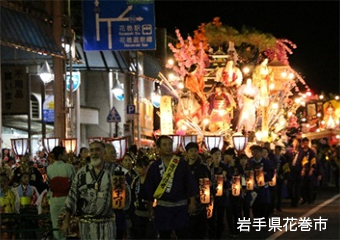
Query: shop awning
0,7,64,58
72,42,129,72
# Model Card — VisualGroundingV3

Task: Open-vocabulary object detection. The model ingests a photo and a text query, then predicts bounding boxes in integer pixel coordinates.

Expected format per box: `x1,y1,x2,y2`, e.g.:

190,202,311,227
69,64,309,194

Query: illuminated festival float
154,17,340,148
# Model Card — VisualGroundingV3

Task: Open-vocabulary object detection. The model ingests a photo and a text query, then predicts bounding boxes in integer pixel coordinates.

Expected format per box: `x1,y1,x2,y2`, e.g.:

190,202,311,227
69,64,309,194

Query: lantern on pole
11,138,30,157
206,197,214,219
204,135,224,151
255,165,265,187
246,170,254,191
42,137,60,153
199,178,210,204
215,174,224,196
62,138,77,154
269,169,277,187
231,175,241,196
181,135,197,151
109,137,127,161
111,171,126,209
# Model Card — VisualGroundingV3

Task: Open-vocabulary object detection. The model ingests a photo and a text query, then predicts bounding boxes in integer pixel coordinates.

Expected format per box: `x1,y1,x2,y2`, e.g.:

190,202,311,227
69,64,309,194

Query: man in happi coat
145,135,197,239
248,145,274,220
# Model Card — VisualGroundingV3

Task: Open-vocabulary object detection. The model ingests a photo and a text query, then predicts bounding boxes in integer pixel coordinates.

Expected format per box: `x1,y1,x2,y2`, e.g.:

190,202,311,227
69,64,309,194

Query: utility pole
52,1,66,139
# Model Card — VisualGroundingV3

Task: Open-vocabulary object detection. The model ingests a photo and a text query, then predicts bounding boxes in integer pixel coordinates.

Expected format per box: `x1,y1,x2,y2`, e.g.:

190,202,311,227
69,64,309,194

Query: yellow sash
153,156,180,199
310,157,316,166
302,156,308,166
20,196,31,205
282,163,290,174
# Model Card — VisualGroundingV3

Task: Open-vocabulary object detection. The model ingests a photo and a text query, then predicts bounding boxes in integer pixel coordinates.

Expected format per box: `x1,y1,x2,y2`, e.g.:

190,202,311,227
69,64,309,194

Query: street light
11,138,30,157
112,71,124,101
42,137,60,153
38,60,54,83
204,135,224,151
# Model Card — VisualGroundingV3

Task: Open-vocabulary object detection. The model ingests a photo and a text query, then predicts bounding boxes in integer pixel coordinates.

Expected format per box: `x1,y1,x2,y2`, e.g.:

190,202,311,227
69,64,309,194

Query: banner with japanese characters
1,66,29,114
160,95,173,135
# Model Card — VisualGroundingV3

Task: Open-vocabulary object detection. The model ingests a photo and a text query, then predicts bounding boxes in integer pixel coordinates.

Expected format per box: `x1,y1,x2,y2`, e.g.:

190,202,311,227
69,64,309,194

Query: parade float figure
175,89,203,128
252,58,274,107
184,64,207,105
207,83,233,131
323,102,337,129
215,60,243,96
236,79,259,132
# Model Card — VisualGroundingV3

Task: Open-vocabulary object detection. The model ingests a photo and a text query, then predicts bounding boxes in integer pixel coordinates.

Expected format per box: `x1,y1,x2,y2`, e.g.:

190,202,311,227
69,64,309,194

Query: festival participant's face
105,145,117,163
122,155,133,170
302,141,309,149
252,149,262,159
21,174,30,185
262,149,269,159
90,142,105,166
81,149,90,159
212,151,222,163
292,140,299,148
159,138,173,156
240,158,247,167
187,148,199,161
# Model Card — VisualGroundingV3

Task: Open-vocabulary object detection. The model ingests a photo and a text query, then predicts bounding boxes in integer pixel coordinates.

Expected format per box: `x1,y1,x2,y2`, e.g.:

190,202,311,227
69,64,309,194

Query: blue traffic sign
107,106,121,123
126,104,135,115
43,109,54,123
66,71,81,92
83,0,156,51
43,95,54,123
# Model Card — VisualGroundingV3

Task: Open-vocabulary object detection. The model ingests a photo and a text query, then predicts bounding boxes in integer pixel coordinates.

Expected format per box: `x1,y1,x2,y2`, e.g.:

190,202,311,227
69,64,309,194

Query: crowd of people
0,135,339,240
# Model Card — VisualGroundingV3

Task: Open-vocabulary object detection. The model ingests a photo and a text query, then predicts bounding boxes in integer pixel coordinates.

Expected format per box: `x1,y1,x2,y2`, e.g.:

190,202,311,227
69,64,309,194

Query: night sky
154,1,339,95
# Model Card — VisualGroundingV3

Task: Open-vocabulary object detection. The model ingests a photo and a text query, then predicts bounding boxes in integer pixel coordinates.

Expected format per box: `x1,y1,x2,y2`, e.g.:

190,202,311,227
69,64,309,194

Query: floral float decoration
162,17,311,145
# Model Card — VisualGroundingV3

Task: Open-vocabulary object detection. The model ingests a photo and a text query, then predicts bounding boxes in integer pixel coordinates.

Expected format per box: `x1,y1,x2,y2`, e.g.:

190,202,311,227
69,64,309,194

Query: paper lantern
62,138,77,154
246,170,254,191
232,134,248,154
11,138,29,157
255,166,265,187
269,169,277,187
206,197,214,219
231,175,241,196
199,178,210,204
215,174,224,196
111,172,126,210
168,135,182,153
204,135,224,151
109,137,127,161
42,137,60,153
